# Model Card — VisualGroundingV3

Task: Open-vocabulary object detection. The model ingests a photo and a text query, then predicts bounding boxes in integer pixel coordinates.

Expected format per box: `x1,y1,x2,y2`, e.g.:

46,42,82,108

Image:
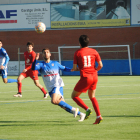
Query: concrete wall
0,26,140,61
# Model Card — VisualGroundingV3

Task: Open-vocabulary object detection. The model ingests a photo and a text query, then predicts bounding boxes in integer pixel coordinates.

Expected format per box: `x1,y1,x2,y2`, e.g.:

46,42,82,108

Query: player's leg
51,88,76,115
88,89,103,124
1,69,17,83
30,70,48,98
52,93,86,121
72,90,92,120
72,77,93,120
13,74,25,97
2,78,17,83
50,87,86,121
72,90,89,110
33,80,48,98
71,77,91,110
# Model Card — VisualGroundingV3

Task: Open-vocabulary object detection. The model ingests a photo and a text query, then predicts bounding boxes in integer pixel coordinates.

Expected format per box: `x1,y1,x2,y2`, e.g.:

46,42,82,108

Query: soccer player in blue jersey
32,48,86,121
0,40,17,83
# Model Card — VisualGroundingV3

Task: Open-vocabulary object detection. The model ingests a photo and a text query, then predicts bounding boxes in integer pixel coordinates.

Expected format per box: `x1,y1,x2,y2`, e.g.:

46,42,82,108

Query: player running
13,41,48,98
71,35,103,124
0,40,17,84
32,48,86,122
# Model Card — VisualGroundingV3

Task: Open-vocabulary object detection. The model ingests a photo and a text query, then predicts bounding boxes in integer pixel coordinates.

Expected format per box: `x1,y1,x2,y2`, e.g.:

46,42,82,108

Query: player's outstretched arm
57,62,72,72
32,59,37,70
32,53,40,70
32,58,42,71
72,64,79,71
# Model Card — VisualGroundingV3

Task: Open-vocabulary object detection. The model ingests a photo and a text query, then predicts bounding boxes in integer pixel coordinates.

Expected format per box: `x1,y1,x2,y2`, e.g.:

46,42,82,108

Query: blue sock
66,108,73,114
78,111,80,115
58,101,72,113
7,79,17,83
59,101,81,115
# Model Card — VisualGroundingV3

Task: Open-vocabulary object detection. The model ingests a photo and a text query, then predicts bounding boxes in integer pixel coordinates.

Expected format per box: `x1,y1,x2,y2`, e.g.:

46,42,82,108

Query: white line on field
0,100,47,103
0,84,140,88
0,97,140,103
0,90,40,93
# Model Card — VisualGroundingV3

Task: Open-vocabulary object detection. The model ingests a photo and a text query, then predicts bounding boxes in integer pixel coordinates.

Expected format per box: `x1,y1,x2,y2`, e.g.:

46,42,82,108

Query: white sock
97,115,101,119
71,107,76,112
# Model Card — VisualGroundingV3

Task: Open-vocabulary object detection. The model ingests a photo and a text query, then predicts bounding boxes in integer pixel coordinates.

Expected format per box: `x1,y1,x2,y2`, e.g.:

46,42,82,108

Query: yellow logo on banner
51,19,130,28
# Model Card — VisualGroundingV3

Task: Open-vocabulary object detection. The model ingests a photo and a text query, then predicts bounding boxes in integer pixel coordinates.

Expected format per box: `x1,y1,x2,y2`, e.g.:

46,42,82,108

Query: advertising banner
51,0,130,28
131,0,140,25
0,3,50,30
7,61,24,76
51,19,130,28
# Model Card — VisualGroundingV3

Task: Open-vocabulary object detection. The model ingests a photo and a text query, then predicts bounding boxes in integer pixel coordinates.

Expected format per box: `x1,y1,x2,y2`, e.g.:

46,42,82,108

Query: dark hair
42,48,50,53
26,41,34,47
0,40,2,43
79,35,89,48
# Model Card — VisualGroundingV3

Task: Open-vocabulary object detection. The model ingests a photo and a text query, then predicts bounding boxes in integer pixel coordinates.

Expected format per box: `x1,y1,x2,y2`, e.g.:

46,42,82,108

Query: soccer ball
35,22,46,33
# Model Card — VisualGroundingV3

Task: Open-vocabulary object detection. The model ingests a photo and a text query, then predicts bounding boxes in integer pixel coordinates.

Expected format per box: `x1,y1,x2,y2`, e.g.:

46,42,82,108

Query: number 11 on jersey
83,56,91,67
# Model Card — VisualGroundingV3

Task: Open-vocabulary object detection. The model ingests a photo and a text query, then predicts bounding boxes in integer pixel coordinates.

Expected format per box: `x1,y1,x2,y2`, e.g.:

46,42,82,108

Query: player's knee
51,99,59,105
3,81,7,84
17,78,21,83
2,78,7,83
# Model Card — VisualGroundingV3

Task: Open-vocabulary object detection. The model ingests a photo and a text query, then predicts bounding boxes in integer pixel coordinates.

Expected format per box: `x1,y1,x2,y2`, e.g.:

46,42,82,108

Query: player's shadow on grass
0,120,79,126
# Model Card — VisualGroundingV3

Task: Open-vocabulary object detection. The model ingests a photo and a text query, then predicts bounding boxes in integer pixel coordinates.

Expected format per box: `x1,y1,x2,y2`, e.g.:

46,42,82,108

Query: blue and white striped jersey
0,47,9,69
32,60,71,92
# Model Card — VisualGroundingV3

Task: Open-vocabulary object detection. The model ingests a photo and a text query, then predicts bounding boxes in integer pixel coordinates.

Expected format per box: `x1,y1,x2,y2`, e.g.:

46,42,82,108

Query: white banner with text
0,3,50,30
7,61,24,76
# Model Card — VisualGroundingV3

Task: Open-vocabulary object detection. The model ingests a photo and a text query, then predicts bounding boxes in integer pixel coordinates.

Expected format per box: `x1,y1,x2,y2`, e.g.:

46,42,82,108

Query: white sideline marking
0,90,40,93
0,100,48,103
0,84,140,88
0,97,140,103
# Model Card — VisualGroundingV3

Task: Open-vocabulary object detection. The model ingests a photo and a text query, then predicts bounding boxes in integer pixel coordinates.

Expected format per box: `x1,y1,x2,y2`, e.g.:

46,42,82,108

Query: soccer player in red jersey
71,35,103,124
13,41,48,98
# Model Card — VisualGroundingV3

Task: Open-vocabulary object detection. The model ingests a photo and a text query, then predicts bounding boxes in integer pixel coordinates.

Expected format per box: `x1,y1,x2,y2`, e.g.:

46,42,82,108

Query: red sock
41,87,47,95
90,97,101,116
73,96,89,110
18,82,22,93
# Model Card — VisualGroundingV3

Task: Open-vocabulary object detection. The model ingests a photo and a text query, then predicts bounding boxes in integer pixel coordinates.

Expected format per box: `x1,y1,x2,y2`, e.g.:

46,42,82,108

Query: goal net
58,45,132,75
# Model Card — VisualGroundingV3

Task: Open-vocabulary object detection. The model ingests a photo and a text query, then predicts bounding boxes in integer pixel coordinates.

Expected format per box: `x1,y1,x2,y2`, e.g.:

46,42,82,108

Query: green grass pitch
0,76,140,140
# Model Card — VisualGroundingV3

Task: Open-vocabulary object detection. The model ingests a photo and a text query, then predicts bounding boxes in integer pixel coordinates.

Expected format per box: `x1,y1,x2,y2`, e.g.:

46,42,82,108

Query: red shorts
21,69,38,80
74,73,98,93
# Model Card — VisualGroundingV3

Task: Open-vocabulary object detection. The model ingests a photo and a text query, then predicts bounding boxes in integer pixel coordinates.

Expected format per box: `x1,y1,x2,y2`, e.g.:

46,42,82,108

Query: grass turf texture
0,76,140,140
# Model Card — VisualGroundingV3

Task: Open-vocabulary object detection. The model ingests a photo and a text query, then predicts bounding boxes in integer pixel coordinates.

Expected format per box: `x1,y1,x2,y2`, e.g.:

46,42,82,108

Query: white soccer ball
35,22,46,33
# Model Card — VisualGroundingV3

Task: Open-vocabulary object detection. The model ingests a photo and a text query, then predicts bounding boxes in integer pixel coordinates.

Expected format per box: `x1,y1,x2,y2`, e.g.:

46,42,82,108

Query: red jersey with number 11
73,47,101,76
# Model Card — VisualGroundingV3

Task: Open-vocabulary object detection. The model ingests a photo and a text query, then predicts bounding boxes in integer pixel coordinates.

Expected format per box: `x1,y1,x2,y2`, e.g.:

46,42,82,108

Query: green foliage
0,76,140,140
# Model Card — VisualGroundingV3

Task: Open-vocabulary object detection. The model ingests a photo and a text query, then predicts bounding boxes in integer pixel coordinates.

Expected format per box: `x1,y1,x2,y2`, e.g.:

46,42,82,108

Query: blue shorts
49,87,64,98
0,68,7,78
